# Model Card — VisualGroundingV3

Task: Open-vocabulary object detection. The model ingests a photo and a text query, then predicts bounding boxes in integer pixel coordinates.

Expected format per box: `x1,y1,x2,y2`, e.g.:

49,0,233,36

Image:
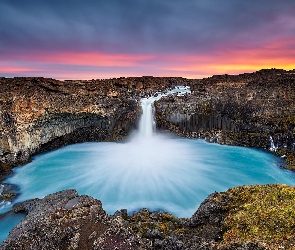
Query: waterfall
139,98,155,137
269,136,278,152
138,86,190,138
2,84,295,236
3,85,295,242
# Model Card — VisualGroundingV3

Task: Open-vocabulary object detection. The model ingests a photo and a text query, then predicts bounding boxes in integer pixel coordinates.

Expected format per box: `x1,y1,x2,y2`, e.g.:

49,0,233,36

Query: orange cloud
16,51,155,67
159,40,295,78
0,66,41,74
1,38,294,80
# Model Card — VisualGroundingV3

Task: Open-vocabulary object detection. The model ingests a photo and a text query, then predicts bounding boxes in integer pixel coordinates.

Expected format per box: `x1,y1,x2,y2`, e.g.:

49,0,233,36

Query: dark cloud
0,0,294,55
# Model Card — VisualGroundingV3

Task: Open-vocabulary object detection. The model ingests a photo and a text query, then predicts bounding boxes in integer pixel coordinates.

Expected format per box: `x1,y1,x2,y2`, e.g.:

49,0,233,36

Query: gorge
1,69,295,173
0,69,295,249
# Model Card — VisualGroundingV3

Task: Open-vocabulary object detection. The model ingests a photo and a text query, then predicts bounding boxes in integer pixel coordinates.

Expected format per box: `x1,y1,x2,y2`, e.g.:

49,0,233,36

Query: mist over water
4,136,295,219
1,86,295,242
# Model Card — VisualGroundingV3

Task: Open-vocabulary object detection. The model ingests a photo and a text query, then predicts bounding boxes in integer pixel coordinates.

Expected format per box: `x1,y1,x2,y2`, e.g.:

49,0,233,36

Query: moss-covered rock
2,185,295,249
220,184,295,249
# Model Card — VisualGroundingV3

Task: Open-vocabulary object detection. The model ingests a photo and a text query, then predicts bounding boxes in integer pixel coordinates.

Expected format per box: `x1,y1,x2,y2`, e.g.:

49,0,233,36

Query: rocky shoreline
1,185,295,249
1,69,295,248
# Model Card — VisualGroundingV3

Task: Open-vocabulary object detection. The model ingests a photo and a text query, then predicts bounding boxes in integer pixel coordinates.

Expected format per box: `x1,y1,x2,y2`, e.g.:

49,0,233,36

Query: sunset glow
0,1,294,79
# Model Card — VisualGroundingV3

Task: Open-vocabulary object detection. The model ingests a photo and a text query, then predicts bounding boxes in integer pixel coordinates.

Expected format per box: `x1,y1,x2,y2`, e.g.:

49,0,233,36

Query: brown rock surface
3,185,294,249
155,69,295,164
0,76,191,173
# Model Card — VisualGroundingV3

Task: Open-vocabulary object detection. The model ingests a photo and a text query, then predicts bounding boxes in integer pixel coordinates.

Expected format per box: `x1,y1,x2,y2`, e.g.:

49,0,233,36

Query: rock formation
1,69,295,248
0,76,191,173
155,69,295,169
1,185,295,249
1,70,294,172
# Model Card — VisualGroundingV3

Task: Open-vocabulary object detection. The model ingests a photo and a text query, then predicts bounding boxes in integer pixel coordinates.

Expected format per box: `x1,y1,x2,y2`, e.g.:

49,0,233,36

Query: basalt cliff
155,69,295,169
1,69,295,249
0,76,190,174
1,69,295,174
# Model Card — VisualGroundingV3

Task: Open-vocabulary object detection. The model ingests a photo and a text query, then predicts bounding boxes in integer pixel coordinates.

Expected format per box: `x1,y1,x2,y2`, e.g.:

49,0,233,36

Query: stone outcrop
155,69,295,168
2,185,295,249
1,70,295,248
2,70,294,172
0,76,192,173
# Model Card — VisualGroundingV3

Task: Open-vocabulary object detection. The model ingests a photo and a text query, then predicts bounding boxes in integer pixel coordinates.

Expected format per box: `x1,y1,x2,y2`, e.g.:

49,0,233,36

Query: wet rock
1,189,111,250
0,183,19,203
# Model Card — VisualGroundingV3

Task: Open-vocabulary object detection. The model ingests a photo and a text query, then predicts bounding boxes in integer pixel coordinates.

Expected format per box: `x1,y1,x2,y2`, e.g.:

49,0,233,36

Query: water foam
1,86,295,219
2,86,295,243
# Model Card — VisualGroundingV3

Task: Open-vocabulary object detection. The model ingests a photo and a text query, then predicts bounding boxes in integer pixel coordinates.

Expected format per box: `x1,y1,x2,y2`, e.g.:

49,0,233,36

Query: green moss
283,165,295,171
281,116,295,123
0,192,17,200
126,209,185,238
222,184,295,249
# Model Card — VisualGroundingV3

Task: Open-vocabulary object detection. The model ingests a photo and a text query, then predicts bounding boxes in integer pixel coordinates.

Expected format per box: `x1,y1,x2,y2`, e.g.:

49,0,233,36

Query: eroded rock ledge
1,69,295,173
0,76,192,173
1,185,295,249
155,69,295,169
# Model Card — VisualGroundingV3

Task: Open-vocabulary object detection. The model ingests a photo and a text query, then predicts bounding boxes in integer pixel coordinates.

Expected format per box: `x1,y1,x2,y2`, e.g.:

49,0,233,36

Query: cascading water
139,98,155,137
139,86,190,137
269,136,278,152
1,86,295,243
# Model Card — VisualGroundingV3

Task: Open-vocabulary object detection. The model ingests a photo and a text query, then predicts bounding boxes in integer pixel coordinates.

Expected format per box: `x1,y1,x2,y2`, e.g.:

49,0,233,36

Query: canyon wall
155,69,295,168
0,76,191,173
1,70,295,173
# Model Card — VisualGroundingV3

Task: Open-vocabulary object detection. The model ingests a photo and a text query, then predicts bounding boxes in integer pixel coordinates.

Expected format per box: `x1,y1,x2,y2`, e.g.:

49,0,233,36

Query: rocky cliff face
155,69,295,168
3,70,294,173
1,71,295,249
0,78,137,173
0,76,191,173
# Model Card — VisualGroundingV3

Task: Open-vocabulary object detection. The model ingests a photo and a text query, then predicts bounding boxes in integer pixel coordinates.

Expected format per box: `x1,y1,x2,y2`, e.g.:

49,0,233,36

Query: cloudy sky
0,0,295,79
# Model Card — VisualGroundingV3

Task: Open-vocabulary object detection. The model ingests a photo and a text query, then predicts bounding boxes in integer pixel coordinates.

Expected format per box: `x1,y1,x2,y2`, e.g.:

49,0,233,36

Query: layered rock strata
155,69,295,168
2,185,295,249
0,76,191,173
1,70,295,249
2,70,294,172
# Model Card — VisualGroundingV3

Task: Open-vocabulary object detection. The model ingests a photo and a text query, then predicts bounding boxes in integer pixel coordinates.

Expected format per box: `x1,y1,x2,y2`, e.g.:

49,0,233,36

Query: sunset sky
0,0,295,79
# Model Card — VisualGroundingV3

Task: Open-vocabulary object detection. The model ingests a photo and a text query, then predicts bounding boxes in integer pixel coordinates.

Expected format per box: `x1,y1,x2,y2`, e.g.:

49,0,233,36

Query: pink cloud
1,51,155,67
1,36,294,80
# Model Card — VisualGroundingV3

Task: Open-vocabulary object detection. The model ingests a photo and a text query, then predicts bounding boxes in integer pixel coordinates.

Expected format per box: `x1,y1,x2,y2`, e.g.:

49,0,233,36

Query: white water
1,86,295,242
139,98,155,137
269,136,278,152
139,86,190,137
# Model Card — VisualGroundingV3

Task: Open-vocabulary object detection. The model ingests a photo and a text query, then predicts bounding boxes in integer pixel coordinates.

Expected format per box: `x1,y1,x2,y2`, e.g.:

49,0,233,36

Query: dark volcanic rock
1,190,134,250
3,185,294,249
0,183,19,204
0,76,192,174
155,69,295,166
0,189,220,249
